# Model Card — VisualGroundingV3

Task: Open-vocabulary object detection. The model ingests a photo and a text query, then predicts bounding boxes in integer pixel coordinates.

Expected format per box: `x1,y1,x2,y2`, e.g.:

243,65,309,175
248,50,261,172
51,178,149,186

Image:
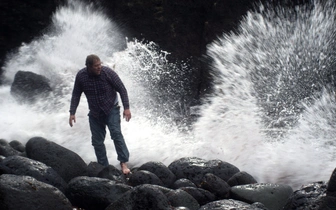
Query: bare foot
120,162,131,175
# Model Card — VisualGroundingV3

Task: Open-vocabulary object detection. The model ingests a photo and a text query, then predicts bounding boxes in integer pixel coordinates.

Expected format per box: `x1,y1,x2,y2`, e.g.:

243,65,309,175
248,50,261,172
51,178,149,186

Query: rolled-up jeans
89,105,129,166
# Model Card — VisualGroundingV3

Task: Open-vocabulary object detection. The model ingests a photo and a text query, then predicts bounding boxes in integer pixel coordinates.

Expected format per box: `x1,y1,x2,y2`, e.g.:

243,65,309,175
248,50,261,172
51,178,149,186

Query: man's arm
69,72,83,127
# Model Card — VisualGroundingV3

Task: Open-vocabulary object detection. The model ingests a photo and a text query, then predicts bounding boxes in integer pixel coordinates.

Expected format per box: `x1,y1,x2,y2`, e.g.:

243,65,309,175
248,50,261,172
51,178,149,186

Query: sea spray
194,0,336,188
0,0,196,169
0,0,335,190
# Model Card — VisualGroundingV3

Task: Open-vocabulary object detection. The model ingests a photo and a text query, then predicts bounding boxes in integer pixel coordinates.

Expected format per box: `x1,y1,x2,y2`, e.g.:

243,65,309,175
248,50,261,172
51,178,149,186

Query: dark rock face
25,136,87,182
128,170,165,187
0,137,335,209
0,155,67,193
105,184,173,210
227,171,258,187
231,183,293,210
168,157,240,185
198,199,267,210
283,181,336,210
327,167,336,195
179,187,216,206
86,161,105,177
0,139,22,157
66,176,132,210
0,174,73,210
200,173,231,199
138,161,177,187
173,178,198,189
8,140,25,152
166,188,200,210
97,164,127,183
10,70,52,103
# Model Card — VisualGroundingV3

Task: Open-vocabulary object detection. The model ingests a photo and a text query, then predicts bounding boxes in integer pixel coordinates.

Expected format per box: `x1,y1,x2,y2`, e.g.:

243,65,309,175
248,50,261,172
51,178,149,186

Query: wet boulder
168,157,239,185
166,188,200,210
284,181,336,210
86,161,105,177
138,161,176,187
206,159,241,181
66,176,132,210
231,183,293,210
200,173,231,199
25,136,87,182
180,186,216,205
128,170,165,187
0,155,67,192
106,184,173,210
97,164,127,183
9,140,25,152
0,174,72,210
10,70,52,103
227,171,258,187
327,167,336,196
172,178,197,189
199,199,268,210
0,139,22,157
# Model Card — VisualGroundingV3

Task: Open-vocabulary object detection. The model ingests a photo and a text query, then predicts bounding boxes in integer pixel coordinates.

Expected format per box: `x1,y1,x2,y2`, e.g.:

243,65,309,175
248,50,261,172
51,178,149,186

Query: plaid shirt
69,66,130,118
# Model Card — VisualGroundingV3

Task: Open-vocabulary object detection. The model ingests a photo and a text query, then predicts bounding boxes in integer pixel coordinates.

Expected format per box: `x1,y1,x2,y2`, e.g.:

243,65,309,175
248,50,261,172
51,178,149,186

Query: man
69,54,131,175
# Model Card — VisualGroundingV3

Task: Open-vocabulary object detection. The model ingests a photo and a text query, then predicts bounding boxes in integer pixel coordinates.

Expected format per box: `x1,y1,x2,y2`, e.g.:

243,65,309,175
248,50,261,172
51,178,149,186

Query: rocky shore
0,136,335,210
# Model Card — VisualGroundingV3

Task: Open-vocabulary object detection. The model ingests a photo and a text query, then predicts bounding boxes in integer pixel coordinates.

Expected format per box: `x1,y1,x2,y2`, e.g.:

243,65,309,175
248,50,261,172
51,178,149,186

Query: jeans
89,105,129,166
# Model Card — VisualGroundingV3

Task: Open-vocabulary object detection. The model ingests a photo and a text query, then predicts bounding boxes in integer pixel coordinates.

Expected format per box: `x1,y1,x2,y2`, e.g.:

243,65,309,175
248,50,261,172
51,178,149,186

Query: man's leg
89,115,109,166
107,106,130,174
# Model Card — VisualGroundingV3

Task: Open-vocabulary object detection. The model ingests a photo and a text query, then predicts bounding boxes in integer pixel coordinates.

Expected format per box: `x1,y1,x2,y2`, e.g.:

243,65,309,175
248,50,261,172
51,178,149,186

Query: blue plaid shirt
70,66,130,118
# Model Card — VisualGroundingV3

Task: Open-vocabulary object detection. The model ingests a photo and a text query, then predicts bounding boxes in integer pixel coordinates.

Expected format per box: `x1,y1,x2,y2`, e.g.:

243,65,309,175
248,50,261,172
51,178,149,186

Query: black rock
128,170,165,187
9,140,25,152
180,186,216,205
168,157,240,186
200,173,231,199
86,161,105,177
97,164,127,183
173,178,197,189
66,176,132,210
106,184,172,210
10,71,52,103
166,188,200,210
284,181,330,210
138,161,177,187
227,171,258,187
327,167,336,195
0,155,67,193
0,174,72,210
25,136,87,182
199,199,267,210
0,139,21,157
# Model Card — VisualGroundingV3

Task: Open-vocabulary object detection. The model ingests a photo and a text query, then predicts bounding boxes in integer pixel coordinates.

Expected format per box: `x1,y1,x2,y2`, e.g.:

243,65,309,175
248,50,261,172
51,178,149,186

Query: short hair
85,54,100,67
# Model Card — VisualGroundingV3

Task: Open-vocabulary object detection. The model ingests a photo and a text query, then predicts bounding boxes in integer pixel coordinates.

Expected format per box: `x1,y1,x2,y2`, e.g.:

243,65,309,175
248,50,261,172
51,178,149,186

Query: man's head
86,54,102,75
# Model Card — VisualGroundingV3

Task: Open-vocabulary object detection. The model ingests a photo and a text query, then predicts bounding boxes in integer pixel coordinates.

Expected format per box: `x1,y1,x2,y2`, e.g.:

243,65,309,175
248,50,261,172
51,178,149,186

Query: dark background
0,0,309,97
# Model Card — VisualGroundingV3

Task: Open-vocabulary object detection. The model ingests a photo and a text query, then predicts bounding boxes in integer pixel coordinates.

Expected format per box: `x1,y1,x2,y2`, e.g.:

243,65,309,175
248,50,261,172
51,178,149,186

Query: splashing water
194,0,336,188
0,0,197,169
1,0,336,189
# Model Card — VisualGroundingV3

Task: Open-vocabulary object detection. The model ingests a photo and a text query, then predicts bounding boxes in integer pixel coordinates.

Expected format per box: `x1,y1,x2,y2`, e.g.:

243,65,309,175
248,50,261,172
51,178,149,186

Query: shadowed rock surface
0,136,334,209
25,136,87,182
0,174,73,210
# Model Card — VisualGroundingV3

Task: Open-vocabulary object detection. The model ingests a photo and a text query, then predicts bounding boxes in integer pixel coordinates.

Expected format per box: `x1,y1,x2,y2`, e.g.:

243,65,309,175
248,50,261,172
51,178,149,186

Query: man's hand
69,115,76,127
123,109,131,122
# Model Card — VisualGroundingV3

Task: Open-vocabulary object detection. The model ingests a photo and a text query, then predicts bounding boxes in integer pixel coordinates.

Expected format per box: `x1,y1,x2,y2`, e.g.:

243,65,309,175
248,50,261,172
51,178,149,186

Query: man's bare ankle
120,162,131,174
